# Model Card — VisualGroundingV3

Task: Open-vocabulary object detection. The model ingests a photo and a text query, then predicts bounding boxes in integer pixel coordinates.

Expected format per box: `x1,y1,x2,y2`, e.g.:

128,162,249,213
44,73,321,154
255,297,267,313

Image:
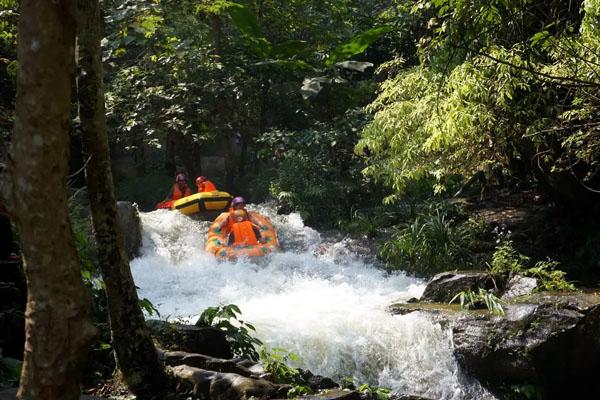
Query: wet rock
501,274,537,300
299,369,339,391
420,271,506,303
172,364,277,400
116,201,142,260
234,358,265,374
295,389,360,400
163,351,253,376
147,320,232,359
452,292,600,399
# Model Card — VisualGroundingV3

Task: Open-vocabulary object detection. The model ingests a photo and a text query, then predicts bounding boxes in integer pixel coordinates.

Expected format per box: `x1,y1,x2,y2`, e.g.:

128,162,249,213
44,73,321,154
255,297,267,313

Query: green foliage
343,378,391,400
115,171,172,210
358,1,600,204
259,347,301,384
258,108,379,227
488,241,530,275
287,384,313,398
0,356,21,388
488,242,576,292
139,297,160,317
379,206,480,277
450,288,505,315
196,304,263,361
326,26,393,66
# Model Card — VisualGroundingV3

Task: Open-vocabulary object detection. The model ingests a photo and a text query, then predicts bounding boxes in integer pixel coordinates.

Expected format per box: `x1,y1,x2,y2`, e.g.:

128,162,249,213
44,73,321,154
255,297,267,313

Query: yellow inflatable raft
205,212,280,260
172,191,233,216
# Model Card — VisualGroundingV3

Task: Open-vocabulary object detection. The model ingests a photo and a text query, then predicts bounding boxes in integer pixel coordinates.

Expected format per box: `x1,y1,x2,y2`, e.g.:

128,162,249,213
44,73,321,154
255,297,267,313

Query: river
130,204,494,400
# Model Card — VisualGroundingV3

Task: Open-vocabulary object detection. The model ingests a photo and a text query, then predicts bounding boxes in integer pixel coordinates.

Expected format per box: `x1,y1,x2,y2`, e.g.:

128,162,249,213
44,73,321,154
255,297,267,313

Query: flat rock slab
296,389,360,400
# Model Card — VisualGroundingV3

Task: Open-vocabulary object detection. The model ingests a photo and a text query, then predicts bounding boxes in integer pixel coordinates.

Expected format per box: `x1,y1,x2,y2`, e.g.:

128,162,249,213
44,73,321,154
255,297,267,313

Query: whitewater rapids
131,204,494,400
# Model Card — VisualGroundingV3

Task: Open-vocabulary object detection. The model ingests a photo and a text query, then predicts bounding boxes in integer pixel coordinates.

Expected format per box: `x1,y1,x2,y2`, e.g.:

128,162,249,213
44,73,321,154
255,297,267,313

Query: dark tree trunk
8,1,97,399
75,0,167,398
165,132,176,176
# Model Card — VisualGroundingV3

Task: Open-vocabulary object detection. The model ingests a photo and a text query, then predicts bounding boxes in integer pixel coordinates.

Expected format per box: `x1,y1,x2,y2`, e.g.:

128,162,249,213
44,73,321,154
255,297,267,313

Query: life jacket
231,220,258,246
172,184,191,201
227,207,249,229
198,180,217,192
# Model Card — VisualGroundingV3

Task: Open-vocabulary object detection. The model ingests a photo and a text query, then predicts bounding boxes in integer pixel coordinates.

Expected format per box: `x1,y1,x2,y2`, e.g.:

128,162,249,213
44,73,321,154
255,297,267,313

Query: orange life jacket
231,220,259,246
227,207,248,227
198,180,217,192
172,184,191,201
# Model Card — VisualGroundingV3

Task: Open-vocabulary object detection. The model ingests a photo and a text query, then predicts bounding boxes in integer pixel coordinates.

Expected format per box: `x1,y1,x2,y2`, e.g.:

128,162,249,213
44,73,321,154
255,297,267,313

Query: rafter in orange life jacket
230,220,259,245
171,183,191,201
198,180,217,192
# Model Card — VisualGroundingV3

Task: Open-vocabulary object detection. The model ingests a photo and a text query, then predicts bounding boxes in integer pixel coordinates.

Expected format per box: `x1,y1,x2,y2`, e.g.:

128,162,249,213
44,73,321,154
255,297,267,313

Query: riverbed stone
420,271,506,303
163,351,253,376
501,274,538,300
299,369,339,391
171,364,277,400
146,320,232,359
295,389,360,400
116,201,142,260
452,292,600,399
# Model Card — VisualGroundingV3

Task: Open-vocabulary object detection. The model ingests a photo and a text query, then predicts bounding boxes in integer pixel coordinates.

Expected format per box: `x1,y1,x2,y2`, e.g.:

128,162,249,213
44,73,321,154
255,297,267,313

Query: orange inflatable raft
205,212,280,260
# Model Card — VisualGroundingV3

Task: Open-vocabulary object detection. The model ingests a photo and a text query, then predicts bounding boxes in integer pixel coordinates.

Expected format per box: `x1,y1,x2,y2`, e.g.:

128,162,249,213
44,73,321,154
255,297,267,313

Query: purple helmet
231,196,245,206
176,173,186,182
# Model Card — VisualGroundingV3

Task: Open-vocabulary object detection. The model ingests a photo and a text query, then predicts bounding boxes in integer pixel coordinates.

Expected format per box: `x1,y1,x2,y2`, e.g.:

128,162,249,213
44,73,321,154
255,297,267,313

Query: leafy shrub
343,378,391,400
379,207,479,276
450,288,505,316
488,242,576,292
258,347,302,385
195,304,263,361
256,109,382,227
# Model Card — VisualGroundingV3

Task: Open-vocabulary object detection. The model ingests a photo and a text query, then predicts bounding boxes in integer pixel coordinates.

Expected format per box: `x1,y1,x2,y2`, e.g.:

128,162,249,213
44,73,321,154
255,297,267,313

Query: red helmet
176,173,186,182
231,196,245,206
195,176,207,185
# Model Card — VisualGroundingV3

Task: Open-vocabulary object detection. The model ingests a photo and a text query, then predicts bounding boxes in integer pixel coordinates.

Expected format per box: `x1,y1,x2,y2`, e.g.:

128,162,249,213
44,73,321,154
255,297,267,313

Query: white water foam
131,205,494,400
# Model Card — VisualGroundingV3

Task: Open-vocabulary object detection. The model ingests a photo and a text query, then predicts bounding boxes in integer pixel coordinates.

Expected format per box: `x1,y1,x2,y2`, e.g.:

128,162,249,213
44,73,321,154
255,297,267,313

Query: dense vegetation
2,0,600,399
2,0,599,277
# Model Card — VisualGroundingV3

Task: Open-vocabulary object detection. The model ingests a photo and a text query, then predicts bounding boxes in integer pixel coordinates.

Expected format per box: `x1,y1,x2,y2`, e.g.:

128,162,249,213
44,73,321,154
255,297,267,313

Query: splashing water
131,204,494,400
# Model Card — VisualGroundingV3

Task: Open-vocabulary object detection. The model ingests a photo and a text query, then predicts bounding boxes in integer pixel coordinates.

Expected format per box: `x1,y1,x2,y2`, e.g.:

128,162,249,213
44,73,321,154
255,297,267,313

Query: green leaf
226,3,261,37
326,26,392,66
271,40,311,58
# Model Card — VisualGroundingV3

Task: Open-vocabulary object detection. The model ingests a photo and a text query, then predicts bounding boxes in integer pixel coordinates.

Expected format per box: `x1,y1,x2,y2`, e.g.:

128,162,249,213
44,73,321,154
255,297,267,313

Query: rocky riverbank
390,271,600,399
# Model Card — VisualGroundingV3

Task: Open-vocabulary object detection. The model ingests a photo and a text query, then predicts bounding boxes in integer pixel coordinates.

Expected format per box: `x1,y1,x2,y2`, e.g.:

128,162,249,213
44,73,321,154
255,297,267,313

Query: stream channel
131,204,496,400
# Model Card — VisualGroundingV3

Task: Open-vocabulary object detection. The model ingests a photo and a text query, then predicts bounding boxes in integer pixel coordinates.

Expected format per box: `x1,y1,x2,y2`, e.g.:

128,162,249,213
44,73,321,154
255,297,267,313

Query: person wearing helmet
166,173,192,201
195,176,217,193
227,209,265,245
216,196,263,232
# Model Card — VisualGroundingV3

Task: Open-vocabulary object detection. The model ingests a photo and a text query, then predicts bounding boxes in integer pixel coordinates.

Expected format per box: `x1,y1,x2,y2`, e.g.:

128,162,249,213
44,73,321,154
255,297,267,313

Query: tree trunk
9,1,97,399
75,0,167,398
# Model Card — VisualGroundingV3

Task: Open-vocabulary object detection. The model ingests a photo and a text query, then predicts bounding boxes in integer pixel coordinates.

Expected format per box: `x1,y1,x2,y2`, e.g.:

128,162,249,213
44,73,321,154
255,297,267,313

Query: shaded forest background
1,0,600,281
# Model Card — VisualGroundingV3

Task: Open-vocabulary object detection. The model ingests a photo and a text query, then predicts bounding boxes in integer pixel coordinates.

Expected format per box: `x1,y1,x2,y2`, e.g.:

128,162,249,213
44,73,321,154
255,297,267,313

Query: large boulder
452,292,600,399
501,274,537,300
420,271,506,303
163,351,253,377
116,201,142,260
147,320,232,359
171,364,278,400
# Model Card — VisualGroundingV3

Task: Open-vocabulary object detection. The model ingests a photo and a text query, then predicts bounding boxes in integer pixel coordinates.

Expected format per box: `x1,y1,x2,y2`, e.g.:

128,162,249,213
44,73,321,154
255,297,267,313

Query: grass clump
379,206,485,277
